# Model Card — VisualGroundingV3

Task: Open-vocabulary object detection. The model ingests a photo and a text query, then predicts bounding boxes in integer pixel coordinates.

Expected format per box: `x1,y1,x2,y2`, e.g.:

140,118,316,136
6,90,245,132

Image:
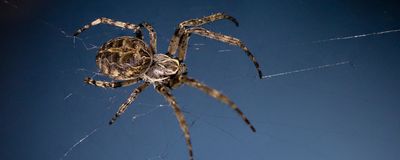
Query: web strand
60,127,101,160
262,61,350,79
63,93,73,100
41,20,99,50
312,29,400,43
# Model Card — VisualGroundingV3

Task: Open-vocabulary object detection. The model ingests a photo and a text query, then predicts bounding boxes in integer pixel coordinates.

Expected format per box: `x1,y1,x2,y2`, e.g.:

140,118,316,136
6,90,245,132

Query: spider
74,13,263,160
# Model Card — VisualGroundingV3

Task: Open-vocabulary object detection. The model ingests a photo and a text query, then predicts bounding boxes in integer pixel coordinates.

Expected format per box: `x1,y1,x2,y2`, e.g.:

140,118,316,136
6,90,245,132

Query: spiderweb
2,1,400,160
56,25,399,159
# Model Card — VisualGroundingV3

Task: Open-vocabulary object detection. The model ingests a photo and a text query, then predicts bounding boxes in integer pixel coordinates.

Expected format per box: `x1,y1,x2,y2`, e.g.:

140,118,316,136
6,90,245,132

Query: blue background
1,0,399,160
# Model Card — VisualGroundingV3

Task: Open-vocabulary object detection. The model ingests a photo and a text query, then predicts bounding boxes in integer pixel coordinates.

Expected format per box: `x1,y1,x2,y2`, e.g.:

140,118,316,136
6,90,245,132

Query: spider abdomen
96,36,152,80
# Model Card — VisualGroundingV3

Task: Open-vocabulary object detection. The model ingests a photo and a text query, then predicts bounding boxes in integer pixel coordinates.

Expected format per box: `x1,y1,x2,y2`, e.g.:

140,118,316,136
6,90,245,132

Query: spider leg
177,32,191,61
109,82,150,125
155,85,193,160
84,77,140,88
167,12,239,56
181,27,263,78
180,76,256,132
179,12,239,28
139,22,157,54
73,17,143,39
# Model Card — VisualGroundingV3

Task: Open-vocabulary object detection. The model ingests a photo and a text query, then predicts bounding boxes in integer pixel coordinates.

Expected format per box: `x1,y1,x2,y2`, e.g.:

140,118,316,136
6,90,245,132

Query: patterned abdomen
96,36,152,80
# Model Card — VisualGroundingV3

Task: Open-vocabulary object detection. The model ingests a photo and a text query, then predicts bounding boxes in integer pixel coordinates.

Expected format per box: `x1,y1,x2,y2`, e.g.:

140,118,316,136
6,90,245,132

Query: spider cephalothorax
75,13,263,160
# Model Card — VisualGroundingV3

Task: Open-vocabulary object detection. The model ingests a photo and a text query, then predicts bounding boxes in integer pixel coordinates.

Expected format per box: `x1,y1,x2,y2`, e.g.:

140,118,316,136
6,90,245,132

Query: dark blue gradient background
1,0,399,160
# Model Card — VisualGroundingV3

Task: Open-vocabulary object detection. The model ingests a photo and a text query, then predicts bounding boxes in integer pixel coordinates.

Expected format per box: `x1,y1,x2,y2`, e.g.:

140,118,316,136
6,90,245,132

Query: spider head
96,36,153,80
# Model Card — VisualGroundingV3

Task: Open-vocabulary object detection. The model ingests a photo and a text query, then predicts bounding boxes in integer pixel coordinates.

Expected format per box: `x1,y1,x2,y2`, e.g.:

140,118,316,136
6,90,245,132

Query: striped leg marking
177,31,191,61
139,22,157,54
84,77,140,88
181,76,256,132
167,12,239,56
156,85,194,160
73,17,143,39
109,82,150,125
178,12,239,28
185,27,263,78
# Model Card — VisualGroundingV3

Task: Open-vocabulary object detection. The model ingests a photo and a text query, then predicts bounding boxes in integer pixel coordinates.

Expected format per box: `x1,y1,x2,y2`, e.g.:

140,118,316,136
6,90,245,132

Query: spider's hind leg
73,17,143,39
139,22,157,54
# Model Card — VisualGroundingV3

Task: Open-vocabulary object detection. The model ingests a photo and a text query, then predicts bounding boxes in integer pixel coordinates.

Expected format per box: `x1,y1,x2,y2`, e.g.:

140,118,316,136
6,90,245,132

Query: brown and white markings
74,13,263,160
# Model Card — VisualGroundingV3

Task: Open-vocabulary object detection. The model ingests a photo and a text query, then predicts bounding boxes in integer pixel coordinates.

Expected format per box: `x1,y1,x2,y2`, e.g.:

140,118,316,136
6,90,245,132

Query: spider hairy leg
74,13,259,160
109,82,150,125
84,77,140,88
177,32,191,61
179,27,263,78
167,12,239,56
181,76,256,132
155,85,194,160
139,22,157,54
73,17,143,39
179,12,239,28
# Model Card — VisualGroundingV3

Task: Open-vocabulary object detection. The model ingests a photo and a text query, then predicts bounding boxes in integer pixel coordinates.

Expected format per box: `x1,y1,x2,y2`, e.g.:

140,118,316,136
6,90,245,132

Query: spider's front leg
177,27,264,79
155,85,194,160
167,13,239,56
84,77,139,88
